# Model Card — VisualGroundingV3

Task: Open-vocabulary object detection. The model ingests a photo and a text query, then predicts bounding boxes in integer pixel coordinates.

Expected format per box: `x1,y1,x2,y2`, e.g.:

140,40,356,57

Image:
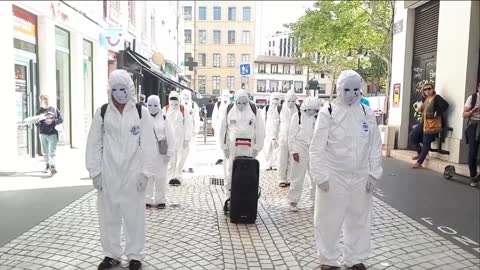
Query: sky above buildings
255,1,315,56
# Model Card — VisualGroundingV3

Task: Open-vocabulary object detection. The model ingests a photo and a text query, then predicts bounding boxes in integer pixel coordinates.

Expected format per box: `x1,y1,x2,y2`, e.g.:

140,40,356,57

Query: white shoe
289,203,299,212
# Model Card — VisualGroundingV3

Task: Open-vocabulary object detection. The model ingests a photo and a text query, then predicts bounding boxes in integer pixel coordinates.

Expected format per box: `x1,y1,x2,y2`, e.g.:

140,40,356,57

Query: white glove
366,176,377,194
137,175,149,192
223,147,230,157
318,181,330,192
183,140,189,149
272,139,279,149
252,149,259,158
93,175,102,191
164,155,171,163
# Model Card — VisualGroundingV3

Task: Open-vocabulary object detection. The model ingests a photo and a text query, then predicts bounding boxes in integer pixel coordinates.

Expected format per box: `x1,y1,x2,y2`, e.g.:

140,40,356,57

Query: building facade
0,1,184,170
264,30,299,58
252,55,333,105
388,0,480,164
182,1,256,96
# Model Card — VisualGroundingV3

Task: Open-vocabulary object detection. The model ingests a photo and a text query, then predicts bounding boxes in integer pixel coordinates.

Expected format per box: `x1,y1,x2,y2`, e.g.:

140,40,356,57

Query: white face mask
236,96,249,111
270,99,279,107
287,99,296,109
181,94,191,105
222,94,230,103
342,86,361,105
111,83,129,104
170,100,179,108
148,103,160,115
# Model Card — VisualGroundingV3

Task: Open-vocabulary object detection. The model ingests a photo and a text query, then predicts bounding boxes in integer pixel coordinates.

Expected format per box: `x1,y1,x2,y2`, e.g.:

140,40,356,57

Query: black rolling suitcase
229,156,260,224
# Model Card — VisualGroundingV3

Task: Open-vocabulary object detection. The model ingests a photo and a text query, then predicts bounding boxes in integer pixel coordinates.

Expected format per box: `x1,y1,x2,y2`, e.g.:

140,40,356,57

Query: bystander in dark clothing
463,82,480,186
206,99,215,118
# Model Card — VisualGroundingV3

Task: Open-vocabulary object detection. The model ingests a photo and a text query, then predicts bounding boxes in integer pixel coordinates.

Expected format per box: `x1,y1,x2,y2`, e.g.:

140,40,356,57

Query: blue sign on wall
240,64,251,76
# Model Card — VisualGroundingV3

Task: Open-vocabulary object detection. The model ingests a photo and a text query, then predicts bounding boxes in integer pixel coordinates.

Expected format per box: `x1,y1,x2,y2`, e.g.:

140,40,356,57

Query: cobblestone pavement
0,168,479,270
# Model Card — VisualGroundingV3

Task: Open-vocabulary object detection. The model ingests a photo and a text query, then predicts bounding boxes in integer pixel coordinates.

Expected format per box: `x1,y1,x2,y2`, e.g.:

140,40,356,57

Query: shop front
13,5,39,158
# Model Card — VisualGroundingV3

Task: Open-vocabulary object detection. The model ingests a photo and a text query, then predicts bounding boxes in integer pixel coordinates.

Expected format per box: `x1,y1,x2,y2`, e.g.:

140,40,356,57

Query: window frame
213,76,221,93
283,65,290,74
228,30,236,44
271,64,278,74
213,30,221,44
242,6,251,21
213,53,221,68
199,30,207,44
258,64,266,74
199,6,207,20
242,30,250,45
198,75,206,94
227,54,235,67
227,76,235,90
184,29,192,44
198,53,206,67
228,7,236,21
295,65,303,75
184,6,192,20
294,81,304,93
213,6,221,20
257,80,266,93
241,54,250,62
269,80,279,92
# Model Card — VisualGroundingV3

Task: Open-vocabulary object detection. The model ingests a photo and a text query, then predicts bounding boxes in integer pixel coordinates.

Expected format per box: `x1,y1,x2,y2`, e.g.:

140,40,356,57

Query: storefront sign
100,29,124,51
393,83,401,107
12,5,37,44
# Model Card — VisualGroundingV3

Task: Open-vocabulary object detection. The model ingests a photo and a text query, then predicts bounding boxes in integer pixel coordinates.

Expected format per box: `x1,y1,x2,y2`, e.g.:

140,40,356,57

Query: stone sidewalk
0,168,478,270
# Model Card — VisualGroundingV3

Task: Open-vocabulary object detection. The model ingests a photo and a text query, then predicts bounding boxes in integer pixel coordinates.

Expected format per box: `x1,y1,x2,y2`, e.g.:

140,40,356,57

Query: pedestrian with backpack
145,95,175,209
163,91,192,186
462,81,480,187
262,93,281,170
85,69,156,270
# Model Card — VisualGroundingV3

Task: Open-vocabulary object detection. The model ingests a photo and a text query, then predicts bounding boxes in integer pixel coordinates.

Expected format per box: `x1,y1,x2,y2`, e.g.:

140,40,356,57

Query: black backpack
100,103,142,122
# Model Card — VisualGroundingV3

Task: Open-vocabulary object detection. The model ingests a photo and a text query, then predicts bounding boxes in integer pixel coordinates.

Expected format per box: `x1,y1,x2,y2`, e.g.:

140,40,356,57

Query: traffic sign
240,63,251,76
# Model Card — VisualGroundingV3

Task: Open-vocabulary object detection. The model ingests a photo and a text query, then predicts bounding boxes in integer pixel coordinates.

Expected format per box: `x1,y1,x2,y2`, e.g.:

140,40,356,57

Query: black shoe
129,260,142,270
146,204,153,208
98,257,120,270
188,168,194,173
50,165,57,175
349,263,367,270
169,179,175,185
279,182,288,188
215,159,223,165
320,265,341,270
43,164,50,173
157,203,166,209
174,179,182,186
286,182,291,187
223,199,230,213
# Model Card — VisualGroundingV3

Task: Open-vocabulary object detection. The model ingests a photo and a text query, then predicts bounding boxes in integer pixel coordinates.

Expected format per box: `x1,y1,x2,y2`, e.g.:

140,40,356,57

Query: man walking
86,69,155,270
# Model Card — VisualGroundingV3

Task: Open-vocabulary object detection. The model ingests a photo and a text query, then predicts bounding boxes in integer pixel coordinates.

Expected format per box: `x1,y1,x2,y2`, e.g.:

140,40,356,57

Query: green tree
290,0,394,94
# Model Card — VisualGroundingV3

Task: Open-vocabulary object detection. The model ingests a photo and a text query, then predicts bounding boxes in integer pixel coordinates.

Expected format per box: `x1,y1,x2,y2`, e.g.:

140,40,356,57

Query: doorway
14,61,34,157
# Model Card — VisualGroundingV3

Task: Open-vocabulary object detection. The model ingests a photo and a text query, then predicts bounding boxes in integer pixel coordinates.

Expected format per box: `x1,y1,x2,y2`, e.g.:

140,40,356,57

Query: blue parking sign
240,64,251,76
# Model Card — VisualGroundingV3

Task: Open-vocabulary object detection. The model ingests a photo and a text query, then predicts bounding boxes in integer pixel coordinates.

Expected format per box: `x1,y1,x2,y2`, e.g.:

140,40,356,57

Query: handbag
424,116,442,134
55,123,64,132
153,128,168,155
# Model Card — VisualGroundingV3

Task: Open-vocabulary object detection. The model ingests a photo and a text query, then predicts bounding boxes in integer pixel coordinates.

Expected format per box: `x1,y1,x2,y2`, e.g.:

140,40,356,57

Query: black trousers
465,124,480,179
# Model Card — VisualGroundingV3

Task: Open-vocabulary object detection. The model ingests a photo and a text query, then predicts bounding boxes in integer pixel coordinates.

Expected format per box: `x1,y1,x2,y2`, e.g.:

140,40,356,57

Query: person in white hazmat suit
145,95,175,209
286,97,321,212
86,69,155,270
212,89,232,165
309,70,383,270
179,89,201,173
277,90,300,187
163,91,192,186
218,89,265,207
262,93,281,170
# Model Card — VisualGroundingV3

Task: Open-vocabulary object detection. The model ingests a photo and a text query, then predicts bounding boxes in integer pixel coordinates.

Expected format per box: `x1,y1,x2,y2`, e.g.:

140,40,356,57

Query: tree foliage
290,0,394,94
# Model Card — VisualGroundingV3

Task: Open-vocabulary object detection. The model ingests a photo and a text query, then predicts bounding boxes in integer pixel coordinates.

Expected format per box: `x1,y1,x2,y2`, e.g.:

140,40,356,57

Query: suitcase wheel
443,165,455,180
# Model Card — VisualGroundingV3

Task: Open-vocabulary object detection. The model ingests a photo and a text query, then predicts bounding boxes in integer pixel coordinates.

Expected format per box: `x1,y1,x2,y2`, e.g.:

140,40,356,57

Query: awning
119,49,195,93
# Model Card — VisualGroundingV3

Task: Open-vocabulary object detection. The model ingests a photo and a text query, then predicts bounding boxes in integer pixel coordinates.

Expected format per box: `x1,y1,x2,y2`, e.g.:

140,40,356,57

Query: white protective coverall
309,70,383,267
277,90,299,184
262,93,281,169
218,90,265,199
212,89,232,157
179,89,201,172
287,97,321,205
145,95,175,205
86,69,155,261
163,91,192,182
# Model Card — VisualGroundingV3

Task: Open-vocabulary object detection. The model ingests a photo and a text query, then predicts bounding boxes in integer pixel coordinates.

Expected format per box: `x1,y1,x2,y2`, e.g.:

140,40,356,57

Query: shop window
282,81,292,93
55,26,71,145
258,64,266,74
294,81,303,93
269,80,278,92
283,65,290,74
295,65,303,75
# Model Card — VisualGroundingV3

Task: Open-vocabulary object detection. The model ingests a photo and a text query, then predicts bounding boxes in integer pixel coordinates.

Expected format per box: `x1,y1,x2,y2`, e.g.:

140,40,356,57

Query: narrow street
0,136,478,270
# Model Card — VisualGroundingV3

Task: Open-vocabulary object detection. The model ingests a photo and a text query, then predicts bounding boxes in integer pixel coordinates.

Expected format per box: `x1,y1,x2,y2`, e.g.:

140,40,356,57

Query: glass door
14,62,32,156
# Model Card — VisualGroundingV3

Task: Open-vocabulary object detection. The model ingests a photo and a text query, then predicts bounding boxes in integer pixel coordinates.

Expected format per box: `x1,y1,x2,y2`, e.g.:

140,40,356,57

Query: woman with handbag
145,95,176,209
36,94,63,175
411,83,449,168
462,81,480,187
